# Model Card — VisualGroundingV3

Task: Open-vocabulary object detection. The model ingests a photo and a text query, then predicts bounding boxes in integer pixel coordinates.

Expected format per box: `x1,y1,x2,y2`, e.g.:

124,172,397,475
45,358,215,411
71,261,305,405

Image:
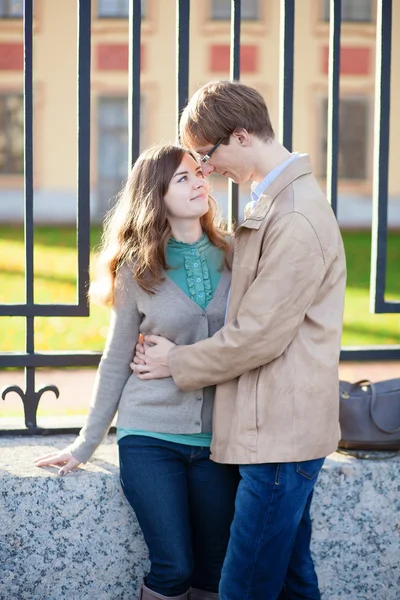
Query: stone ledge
1,435,399,600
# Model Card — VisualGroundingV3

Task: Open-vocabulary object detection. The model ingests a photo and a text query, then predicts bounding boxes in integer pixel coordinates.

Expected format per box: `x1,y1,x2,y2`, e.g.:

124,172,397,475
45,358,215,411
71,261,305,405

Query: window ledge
201,20,267,37
314,22,376,39
0,19,23,34
0,174,24,188
92,17,154,35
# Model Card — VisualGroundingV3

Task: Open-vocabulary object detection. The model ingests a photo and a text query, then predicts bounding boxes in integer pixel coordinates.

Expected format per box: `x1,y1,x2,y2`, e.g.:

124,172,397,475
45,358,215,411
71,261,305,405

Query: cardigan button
195,421,201,426
196,396,202,401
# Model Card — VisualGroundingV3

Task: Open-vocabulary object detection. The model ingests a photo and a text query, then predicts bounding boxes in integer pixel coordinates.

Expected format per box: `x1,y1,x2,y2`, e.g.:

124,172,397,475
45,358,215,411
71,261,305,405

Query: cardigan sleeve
68,265,141,463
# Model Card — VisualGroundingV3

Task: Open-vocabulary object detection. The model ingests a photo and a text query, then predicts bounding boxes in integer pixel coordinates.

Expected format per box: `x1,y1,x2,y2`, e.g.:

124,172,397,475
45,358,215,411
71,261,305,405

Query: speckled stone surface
311,453,400,600
0,435,148,600
0,436,399,600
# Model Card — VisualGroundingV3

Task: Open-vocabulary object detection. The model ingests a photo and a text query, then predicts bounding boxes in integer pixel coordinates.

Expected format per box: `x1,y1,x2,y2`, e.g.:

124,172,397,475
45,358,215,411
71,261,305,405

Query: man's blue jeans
119,435,239,597
219,458,325,600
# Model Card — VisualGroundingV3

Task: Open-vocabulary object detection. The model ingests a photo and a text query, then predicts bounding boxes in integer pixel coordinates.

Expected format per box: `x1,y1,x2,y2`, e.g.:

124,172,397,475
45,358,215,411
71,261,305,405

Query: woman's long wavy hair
89,144,229,306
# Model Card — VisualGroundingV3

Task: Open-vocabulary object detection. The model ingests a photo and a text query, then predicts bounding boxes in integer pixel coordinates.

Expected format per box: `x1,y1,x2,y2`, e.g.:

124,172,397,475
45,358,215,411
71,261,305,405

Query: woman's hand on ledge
34,450,81,476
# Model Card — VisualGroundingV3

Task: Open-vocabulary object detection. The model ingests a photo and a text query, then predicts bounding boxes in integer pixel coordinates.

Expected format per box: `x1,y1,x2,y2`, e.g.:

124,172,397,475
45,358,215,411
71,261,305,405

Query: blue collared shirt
249,152,301,213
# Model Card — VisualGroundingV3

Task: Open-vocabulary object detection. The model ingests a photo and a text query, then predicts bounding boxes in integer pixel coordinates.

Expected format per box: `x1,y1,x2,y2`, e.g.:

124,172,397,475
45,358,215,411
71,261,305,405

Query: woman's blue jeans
119,435,240,597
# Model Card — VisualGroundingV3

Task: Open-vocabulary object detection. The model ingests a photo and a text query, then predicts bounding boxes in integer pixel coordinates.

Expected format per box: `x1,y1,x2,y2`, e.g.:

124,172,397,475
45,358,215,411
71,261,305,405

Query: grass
0,226,399,351
341,230,400,345
0,226,109,352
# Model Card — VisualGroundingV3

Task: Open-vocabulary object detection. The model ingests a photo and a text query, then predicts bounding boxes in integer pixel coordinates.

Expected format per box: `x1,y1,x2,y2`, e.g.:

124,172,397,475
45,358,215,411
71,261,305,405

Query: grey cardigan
69,263,231,463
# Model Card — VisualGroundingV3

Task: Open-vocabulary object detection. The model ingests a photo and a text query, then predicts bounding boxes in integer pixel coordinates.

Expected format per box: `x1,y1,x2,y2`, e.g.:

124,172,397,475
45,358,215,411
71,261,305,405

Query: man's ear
232,128,251,147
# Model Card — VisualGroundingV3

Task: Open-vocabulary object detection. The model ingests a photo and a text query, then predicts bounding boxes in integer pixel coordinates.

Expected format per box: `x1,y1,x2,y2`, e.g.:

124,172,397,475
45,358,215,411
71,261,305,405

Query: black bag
339,378,400,451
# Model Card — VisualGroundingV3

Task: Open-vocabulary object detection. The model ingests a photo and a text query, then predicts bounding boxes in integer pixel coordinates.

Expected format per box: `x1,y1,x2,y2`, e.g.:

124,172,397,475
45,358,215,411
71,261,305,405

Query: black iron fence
0,0,399,435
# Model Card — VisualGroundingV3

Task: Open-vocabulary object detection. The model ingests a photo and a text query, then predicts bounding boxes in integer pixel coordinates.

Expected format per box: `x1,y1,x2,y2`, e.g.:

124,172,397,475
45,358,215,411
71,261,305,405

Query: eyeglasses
200,137,224,164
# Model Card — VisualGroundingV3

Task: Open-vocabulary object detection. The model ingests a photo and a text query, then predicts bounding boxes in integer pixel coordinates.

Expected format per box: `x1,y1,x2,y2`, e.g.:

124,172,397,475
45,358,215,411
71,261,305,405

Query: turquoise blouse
117,233,225,447
165,232,223,310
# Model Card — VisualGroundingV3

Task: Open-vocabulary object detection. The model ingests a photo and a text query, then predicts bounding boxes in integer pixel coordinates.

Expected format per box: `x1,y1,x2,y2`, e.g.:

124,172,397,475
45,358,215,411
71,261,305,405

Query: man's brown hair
180,81,275,149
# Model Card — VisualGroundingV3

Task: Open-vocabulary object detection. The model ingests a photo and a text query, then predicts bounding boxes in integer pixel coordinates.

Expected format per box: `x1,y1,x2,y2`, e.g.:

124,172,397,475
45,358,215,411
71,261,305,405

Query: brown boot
140,583,190,600
190,589,219,600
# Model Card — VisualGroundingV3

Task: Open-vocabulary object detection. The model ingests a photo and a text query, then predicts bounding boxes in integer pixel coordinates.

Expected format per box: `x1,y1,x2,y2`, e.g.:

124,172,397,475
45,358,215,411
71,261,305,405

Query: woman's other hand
34,450,81,476
132,334,149,366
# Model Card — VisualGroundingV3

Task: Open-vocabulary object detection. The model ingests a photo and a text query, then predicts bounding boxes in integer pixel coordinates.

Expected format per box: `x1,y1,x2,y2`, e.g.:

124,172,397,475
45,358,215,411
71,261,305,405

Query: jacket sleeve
169,212,327,391
68,265,141,463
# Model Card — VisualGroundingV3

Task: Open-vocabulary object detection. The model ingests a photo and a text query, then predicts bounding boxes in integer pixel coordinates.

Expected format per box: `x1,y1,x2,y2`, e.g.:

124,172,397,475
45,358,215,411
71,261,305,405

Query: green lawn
0,226,399,350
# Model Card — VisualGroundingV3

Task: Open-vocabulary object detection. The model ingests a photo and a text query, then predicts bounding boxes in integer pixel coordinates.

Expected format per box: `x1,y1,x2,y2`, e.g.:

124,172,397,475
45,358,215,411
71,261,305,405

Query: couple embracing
36,81,346,600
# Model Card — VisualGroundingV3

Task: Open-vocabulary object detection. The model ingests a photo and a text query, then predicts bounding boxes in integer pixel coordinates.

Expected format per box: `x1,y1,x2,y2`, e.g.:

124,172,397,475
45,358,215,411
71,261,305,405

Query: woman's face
163,153,210,221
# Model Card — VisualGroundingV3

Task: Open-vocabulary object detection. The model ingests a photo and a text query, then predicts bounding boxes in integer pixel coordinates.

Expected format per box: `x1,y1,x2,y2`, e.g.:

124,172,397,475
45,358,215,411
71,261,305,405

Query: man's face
195,134,253,184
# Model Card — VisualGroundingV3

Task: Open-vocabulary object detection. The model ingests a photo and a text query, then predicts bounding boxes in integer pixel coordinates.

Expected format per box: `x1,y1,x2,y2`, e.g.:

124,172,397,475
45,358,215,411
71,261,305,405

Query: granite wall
1,435,399,600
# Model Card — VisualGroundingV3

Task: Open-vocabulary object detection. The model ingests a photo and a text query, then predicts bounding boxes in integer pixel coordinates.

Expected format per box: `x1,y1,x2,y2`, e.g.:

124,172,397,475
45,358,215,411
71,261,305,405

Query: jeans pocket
274,464,281,485
295,457,325,480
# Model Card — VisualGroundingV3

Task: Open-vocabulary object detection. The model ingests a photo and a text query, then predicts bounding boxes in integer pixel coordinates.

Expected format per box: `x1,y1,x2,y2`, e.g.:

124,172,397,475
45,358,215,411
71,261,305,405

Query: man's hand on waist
130,335,175,380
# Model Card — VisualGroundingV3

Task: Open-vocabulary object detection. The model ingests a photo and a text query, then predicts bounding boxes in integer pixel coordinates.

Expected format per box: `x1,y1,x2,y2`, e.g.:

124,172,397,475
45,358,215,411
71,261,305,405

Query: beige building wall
34,1,77,191
0,0,399,225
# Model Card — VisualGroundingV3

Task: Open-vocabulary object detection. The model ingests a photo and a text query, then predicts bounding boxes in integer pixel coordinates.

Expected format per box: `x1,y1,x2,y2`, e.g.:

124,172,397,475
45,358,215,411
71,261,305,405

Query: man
131,81,346,600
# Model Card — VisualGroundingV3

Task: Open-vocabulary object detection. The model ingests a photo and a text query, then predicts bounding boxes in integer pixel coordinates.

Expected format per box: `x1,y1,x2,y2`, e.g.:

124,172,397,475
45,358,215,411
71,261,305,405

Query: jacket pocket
295,458,325,480
246,367,260,433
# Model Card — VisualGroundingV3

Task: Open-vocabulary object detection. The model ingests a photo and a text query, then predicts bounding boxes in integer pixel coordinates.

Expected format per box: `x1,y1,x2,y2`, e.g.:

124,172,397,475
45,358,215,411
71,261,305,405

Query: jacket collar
240,154,313,230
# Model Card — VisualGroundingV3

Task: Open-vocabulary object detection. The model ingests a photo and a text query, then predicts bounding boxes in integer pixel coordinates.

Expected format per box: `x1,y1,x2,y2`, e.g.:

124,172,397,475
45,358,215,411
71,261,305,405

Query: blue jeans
119,435,240,597
219,458,325,600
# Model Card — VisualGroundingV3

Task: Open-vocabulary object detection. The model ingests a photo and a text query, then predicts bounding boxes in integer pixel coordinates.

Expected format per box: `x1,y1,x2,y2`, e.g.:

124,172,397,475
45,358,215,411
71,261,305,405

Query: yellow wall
34,0,77,190
1,0,400,206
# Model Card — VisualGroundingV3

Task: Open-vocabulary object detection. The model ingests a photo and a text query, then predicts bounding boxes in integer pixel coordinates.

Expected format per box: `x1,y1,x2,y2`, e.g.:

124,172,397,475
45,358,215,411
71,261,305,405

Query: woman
35,144,239,600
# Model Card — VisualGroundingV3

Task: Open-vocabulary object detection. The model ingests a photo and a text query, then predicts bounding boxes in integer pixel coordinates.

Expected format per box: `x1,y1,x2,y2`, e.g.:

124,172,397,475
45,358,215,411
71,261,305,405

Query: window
0,94,23,175
323,0,372,22
320,97,369,180
0,0,23,18
98,0,146,18
211,0,259,21
97,96,145,216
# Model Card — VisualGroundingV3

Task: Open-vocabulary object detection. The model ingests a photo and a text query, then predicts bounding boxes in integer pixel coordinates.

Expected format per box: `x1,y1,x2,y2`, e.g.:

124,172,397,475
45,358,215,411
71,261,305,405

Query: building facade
0,0,400,226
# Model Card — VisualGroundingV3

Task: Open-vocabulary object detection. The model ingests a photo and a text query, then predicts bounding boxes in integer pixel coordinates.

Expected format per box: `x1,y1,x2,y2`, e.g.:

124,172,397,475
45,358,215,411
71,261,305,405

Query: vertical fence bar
24,366,36,427
129,0,141,167
279,0,294,152
370,0,391,313
23,0,33,312
228,0,241,227
326,0,341,217
76,0,91,309
230,0,241,81
176,0,190,139
23,0,36,426
279,0,295,151
1,0,61,432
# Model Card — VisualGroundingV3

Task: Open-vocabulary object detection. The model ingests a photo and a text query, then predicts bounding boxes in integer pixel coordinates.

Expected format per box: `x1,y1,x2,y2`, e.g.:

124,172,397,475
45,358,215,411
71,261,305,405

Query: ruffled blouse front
165,233,224,310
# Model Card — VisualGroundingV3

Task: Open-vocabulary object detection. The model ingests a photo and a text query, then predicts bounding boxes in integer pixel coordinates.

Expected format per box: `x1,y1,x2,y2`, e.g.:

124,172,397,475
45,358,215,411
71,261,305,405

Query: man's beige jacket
169,155,346,464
